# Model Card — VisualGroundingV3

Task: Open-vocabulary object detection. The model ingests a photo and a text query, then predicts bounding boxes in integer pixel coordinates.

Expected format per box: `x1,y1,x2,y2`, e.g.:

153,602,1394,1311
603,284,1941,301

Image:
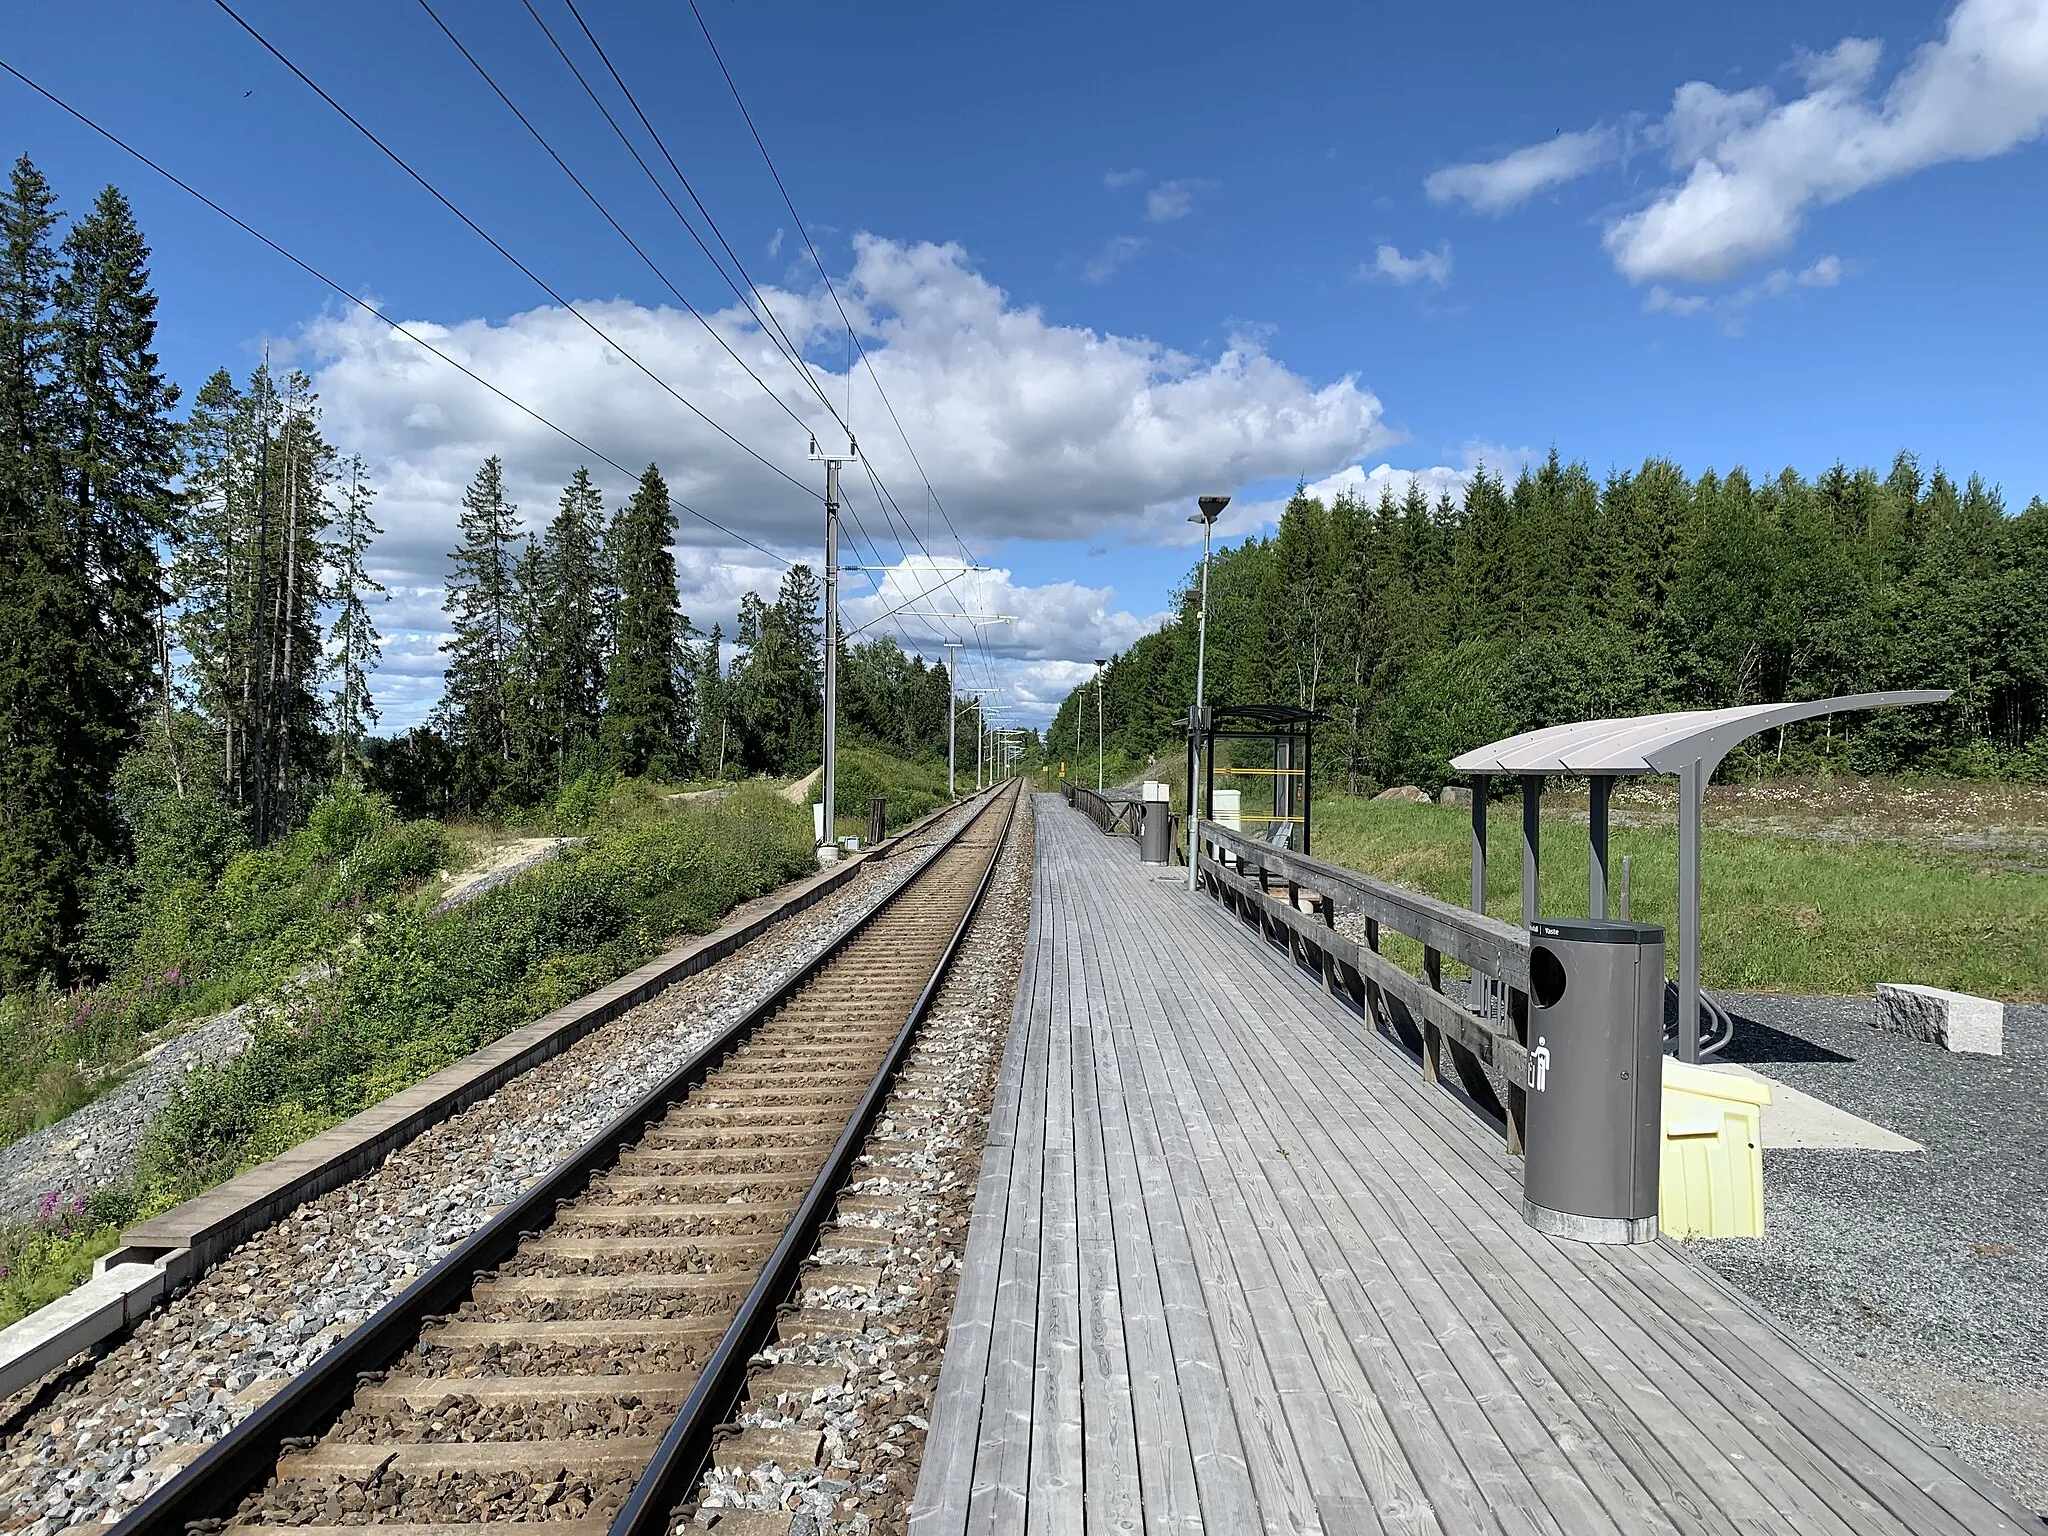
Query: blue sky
6,0,2047,726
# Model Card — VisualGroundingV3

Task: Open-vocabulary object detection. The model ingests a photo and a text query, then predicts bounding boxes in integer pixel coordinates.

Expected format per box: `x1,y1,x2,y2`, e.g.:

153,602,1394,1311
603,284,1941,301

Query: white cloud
1217,443,1535,541
835,555,1168,730
1425,126,1620,212
1436,0,2048,283
1441,0,2048,282
1082,234,1146,283
1365,241,1454,286
302,234,1387,726
1645,255,1847,326
766,228,784,259
1145,178,1214,222
1103,167,1146,189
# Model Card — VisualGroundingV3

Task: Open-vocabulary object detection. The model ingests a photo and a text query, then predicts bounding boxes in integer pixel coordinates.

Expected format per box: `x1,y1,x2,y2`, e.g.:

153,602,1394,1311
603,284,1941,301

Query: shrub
138,789,814,1202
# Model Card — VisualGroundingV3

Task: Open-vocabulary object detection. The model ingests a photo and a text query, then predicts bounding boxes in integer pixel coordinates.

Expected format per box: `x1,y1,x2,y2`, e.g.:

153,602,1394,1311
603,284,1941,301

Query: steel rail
107,784,1009,1536
609,777,1020,1536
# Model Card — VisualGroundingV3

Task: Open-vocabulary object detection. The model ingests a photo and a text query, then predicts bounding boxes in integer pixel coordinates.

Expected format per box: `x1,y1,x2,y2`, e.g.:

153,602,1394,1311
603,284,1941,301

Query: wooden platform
909,795,2034,1535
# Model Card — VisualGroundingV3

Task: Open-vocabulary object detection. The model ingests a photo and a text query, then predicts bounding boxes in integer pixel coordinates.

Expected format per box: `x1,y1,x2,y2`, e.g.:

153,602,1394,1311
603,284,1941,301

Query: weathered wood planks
907,796,2036,1536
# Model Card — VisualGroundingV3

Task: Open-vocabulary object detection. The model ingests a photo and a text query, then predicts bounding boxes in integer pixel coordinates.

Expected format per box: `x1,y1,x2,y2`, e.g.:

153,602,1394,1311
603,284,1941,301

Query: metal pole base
1521,1200,1658,1246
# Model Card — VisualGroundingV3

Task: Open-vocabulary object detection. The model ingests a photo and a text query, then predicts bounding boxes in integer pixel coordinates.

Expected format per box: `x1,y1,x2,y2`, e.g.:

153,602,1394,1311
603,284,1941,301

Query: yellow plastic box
1660,1058,1769,1239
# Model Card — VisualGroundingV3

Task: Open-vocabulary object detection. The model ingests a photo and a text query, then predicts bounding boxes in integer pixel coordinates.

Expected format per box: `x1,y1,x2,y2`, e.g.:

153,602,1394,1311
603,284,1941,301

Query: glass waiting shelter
1186,704,1326,855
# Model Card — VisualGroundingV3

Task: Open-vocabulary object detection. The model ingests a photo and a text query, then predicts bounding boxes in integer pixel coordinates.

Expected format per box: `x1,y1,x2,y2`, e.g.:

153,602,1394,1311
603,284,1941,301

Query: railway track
109,781,1021,1536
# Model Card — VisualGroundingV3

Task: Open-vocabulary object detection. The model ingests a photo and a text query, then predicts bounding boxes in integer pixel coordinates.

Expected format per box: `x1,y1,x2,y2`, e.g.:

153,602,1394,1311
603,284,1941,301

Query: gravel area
692,793,1034,1536
0,803,978,1536
1688,993,2048,1512
0,1010,258,1228
0,834,581,1226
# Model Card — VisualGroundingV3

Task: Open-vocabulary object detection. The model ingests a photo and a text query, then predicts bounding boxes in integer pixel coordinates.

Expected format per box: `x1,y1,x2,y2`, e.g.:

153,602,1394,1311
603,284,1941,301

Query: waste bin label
1528,1037,1551,1092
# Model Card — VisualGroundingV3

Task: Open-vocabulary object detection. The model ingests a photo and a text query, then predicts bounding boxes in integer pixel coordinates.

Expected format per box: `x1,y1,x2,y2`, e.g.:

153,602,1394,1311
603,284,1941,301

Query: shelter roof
1448,691,1952,776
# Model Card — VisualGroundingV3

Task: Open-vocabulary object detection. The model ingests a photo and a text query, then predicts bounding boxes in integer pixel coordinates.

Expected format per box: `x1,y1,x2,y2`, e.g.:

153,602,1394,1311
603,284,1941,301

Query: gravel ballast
693,793,1034,1536
1688,993,2048,1512
0,804,978,1536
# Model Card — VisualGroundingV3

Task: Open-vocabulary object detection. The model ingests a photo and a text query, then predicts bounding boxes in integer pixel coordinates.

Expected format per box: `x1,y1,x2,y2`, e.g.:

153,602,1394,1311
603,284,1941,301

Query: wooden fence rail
1070,784,1143,837
1196,818,1533,1154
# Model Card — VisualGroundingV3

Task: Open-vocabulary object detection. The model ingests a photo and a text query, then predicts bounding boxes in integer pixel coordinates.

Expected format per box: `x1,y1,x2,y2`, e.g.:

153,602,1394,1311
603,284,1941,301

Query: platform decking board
907,797,2035,1536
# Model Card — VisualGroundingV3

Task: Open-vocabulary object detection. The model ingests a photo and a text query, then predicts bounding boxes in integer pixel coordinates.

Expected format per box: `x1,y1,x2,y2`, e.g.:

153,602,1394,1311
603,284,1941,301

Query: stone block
1873,982,2003,1055
1438,785,1473,807
1373,785,1431,803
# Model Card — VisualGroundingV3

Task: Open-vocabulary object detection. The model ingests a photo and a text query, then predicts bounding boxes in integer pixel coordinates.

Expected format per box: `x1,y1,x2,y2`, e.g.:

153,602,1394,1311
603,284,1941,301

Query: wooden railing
1071,784,1143,837
1196,819,1533,1154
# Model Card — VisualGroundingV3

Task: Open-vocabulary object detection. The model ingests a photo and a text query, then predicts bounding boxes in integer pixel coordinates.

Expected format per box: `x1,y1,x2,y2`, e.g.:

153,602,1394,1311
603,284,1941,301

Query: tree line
1059,453,2048,791
383,453,960,820
0,156,961,994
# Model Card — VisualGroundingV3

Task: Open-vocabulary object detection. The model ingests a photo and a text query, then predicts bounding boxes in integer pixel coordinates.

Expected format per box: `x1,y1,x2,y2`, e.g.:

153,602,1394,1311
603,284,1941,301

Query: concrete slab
1703,1062,1922,1152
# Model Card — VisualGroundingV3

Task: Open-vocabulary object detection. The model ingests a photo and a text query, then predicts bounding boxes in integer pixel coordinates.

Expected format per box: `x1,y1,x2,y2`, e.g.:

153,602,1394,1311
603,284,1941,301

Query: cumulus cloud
1082,234,1147,283
1645,255,1847,331
1365,241,1454,286
1425,126,1621,212
1217,444,1535,541
301,234,1386,726
1145,178,1214,222
1103,167,1146,189
1432,0,2048,284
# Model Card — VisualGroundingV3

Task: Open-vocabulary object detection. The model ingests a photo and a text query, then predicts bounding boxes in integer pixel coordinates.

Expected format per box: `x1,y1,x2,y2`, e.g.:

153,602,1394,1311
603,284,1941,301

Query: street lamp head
1191,493,1230,525
1093,657,1107,668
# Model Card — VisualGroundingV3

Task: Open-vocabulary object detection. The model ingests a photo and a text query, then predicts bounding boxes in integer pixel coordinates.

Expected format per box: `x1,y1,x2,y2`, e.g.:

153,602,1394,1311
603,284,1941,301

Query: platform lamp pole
1186,493,1228,890
1093,658,1107,791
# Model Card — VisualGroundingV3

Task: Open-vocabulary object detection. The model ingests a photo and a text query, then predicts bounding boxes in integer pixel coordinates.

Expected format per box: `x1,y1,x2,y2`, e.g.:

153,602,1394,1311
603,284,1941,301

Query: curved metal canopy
1449,690,1952,778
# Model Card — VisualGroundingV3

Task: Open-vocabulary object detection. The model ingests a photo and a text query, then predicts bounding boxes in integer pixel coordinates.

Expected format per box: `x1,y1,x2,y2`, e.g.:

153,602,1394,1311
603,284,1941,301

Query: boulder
1438,786,1473,808
1372,785,1431,804
1872,982,2003,1055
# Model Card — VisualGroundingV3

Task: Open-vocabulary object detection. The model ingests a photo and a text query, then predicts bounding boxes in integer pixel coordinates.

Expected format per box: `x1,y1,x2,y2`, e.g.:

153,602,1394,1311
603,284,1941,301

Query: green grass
830,745,955,838
137,786,817,1205
0,794,449,1149
0,1188,138,1330
1312,796,2048,1001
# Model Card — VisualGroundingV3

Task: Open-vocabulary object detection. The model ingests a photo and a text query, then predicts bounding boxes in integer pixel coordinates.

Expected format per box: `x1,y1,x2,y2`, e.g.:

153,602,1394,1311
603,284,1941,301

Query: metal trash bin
1139,786,1172,863
1521,918,1665,1244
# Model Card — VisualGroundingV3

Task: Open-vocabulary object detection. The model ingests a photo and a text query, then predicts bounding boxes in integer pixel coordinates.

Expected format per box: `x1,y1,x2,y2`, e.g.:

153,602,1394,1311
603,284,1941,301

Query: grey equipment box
1521,918,1666,1245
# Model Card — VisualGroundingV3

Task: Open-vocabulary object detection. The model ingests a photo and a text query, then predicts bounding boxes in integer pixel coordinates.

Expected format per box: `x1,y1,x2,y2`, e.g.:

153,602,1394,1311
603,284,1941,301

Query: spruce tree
438,455,522,805
534,467,608,786
328,454,385,780
602,463,690,778
0,156,69,985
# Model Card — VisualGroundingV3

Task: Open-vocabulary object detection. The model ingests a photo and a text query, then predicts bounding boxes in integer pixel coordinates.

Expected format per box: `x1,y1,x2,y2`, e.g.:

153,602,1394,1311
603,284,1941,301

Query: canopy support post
1469,776,1488,914
1589,775,1611,919
1678,757,1703,1063
1520,775,1542,928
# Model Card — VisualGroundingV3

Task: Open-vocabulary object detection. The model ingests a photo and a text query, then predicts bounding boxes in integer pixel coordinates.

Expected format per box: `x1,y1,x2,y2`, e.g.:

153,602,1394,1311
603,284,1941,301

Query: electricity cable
210,0,820,503
515,0,839,430
416,0,814,437
682,0,975,564
0,54,787,565
552,0,838,435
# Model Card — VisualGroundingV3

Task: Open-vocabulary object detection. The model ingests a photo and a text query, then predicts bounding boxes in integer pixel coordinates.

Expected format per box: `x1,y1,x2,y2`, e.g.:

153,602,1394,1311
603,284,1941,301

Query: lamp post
1093,658,1107,791
1187,493,1228,890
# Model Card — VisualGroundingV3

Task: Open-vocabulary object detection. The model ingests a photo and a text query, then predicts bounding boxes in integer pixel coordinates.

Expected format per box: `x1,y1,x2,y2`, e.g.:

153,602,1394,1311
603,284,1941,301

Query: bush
832,745,951,832
304,781,395,859
330,820,450,907
139,788,815,1202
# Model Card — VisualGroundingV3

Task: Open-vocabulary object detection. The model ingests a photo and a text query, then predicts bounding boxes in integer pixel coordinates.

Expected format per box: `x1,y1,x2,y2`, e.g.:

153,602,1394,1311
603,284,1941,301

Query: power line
0,53,788,565
514,0,840,432
551,0,843,437
210,0,820,503
682,0,976,564
415,0,814,438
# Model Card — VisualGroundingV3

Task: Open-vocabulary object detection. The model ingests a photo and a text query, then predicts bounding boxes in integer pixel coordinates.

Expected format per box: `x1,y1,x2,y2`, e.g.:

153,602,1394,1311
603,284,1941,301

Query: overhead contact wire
210,0,820,503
